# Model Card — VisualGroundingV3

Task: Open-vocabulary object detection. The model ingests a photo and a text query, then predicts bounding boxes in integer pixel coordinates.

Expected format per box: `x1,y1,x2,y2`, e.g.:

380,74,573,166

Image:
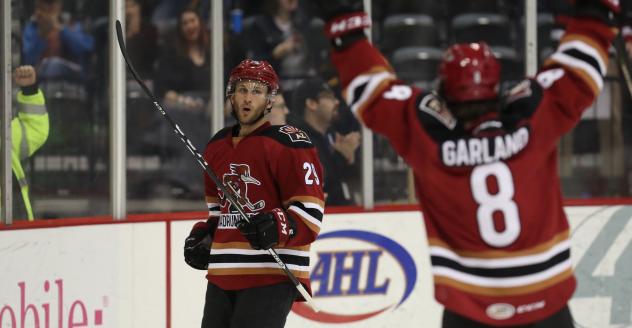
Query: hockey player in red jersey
313,0,619,327
183,59,325,328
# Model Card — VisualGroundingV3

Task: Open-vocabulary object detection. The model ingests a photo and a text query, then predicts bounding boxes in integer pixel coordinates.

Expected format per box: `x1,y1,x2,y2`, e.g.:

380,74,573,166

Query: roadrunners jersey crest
219,163,265,214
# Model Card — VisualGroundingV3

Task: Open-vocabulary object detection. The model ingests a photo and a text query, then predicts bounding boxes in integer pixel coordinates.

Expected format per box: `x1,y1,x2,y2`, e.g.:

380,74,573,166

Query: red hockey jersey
331,19,615,325
203,122,325,295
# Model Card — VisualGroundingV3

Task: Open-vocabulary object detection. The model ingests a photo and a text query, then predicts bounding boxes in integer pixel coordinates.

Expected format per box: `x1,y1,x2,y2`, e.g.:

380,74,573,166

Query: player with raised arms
312,0,619,326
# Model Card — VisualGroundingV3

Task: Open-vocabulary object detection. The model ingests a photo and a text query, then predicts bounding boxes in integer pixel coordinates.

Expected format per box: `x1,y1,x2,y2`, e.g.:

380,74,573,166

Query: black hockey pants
201,282,298,328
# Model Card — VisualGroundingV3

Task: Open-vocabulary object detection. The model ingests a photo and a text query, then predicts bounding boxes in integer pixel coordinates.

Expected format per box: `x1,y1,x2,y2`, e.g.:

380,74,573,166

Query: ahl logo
292,230,417,323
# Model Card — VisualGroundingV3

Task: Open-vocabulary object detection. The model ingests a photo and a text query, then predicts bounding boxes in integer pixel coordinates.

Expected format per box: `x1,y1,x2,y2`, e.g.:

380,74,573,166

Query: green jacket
10,87,49,220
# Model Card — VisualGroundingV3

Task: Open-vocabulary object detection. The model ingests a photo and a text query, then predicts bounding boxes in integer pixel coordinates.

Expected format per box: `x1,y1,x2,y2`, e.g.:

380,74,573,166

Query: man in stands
292,78,360,205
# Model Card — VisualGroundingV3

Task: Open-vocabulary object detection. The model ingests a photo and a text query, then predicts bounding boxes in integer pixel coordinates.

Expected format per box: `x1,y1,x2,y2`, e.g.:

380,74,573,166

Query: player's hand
13,66,37,87
183,221,212,270
237,208,296,250
309,0,370,47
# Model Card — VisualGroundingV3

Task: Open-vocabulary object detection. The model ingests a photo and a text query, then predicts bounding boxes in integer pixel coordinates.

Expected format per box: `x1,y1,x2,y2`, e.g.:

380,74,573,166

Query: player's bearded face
231,80,271,126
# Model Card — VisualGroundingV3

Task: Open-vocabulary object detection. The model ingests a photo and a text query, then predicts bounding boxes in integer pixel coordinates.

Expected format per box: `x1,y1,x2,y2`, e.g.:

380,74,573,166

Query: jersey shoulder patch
417,92,457,129
259,125,314,148
414,91,461,142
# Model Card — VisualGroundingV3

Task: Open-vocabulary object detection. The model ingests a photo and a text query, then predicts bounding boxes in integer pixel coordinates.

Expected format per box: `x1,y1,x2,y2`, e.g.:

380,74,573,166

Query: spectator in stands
22,0,95,81
156,7,210,112
7,66,49,221
268,93,290,125
151,8,213,199
151,0,210,28
292,78,360,206
247,0,316,91
125,0,161,158
125,0,158,80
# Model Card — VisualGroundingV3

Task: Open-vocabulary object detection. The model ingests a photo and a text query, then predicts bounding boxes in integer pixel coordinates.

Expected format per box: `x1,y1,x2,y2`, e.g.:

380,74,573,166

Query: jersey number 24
303,162,320,185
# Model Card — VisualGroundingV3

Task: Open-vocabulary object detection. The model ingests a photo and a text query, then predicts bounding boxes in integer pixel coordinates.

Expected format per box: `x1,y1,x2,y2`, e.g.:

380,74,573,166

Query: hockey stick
115,20,319,312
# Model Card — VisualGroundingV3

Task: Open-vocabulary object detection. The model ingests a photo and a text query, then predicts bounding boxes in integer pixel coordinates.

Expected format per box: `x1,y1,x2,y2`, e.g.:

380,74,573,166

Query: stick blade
115,20,126,54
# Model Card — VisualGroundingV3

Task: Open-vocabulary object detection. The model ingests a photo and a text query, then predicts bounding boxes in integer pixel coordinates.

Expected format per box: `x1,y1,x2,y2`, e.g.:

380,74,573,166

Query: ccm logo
328,14,371,36
275,210,288,236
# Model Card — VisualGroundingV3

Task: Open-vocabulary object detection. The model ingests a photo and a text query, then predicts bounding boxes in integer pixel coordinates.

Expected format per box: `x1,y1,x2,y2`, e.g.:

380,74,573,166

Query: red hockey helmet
226,59,280,98
438,42,500,103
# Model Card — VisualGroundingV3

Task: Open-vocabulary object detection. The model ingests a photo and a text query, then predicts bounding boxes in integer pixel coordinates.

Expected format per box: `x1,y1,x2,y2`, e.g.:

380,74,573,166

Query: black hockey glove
237,208,297,250
184,221,213,270
573,0,621,26
309,0,371,50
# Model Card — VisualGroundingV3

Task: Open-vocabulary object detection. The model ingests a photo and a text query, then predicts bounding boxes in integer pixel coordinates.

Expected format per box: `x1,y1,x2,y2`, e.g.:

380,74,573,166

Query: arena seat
451,13,515,47
381,14,440,56
391,46,443,85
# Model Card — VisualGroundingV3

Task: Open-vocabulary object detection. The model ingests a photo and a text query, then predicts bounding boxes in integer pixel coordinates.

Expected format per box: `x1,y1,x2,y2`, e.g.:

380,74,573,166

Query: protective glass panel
1,0,20,222
539,1,631,197
126,0,211,213
223,0,363,207
14,0,109,219
557,52,631,196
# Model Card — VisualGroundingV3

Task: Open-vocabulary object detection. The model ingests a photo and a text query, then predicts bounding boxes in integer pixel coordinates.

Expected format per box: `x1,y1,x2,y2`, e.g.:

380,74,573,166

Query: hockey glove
184,221,213,270
310,0,370,50
573,0,620,25
237,208,297,250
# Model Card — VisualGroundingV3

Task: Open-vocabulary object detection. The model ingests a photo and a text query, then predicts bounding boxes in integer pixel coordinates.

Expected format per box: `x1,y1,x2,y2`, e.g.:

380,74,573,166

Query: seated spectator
7,66,49,221
151,0,210,30
268,93,290,125
125,0,161,158
150,8,213,198
155,7,210,113
246,0,316,91
291,78,361,206
22,0,95,82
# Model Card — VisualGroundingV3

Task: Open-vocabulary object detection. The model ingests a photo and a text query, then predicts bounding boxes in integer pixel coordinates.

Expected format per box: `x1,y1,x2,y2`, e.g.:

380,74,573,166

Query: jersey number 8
470,162,521,247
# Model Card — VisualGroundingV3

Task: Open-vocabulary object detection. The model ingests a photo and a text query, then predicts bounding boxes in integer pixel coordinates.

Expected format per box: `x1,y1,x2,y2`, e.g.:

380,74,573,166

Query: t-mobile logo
0,279,106,328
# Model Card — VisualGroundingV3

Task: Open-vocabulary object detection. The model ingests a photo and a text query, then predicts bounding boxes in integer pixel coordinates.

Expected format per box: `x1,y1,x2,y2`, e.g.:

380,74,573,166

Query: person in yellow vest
8,65,49,221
